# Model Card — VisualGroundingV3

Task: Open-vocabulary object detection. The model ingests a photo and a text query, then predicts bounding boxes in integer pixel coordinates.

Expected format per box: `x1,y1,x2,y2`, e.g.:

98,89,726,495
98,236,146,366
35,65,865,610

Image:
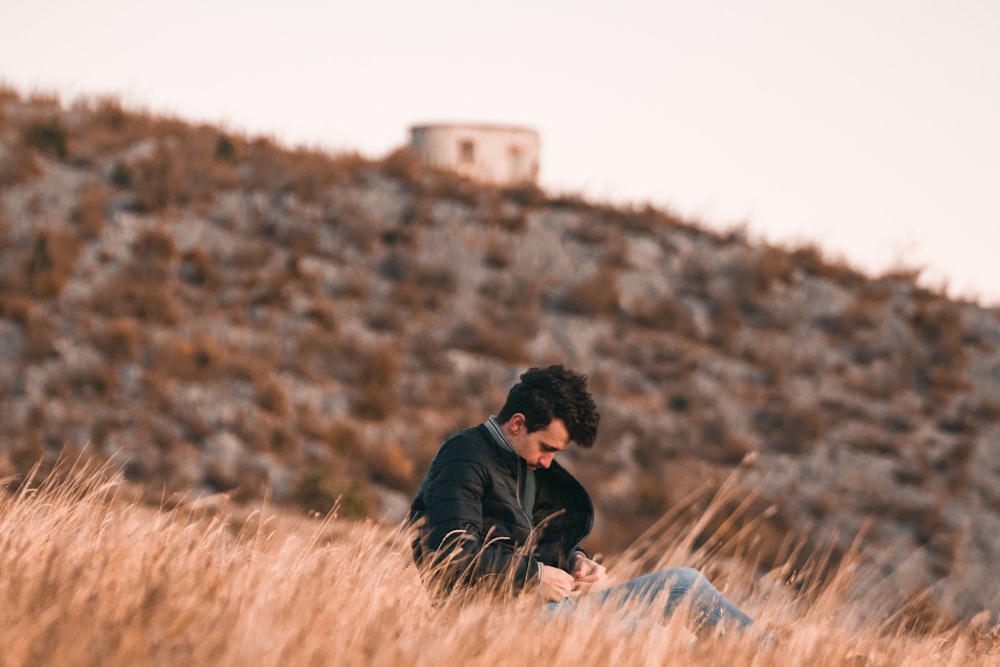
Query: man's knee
661,566,704,592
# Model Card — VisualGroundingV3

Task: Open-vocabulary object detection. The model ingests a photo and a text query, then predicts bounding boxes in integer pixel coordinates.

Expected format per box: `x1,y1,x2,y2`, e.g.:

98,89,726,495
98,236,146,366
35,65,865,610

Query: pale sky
3,1,998,304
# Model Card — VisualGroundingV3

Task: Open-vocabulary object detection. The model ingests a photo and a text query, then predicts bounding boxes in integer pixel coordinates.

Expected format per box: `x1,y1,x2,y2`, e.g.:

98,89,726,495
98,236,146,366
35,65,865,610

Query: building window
459,139,475,164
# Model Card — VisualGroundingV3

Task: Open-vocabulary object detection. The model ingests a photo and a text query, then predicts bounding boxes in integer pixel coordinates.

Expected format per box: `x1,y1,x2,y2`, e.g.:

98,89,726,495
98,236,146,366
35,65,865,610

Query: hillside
2,88,1000,626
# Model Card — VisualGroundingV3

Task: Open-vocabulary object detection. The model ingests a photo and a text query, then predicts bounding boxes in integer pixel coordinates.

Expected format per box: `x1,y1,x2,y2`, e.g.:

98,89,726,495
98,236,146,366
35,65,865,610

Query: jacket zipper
516,458,533,527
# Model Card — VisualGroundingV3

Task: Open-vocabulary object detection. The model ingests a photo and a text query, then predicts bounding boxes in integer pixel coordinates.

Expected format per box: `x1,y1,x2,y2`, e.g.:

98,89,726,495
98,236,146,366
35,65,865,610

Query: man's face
506,414,570,471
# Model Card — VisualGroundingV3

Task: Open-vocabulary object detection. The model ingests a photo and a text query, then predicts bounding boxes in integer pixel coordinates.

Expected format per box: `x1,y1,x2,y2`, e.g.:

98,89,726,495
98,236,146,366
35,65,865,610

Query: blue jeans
547,567,757,638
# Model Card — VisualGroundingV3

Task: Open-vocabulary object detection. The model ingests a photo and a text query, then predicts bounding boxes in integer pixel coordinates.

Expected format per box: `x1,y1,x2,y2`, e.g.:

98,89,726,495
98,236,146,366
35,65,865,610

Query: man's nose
540,455,553,469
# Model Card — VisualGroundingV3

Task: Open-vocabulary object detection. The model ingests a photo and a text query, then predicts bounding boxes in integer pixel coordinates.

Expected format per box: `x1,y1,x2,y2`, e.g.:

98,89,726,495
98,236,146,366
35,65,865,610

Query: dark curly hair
496,365,600,448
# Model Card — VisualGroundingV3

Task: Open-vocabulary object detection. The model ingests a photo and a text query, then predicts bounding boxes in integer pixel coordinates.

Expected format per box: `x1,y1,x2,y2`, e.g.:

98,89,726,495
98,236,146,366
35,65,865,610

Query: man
409,365,766,638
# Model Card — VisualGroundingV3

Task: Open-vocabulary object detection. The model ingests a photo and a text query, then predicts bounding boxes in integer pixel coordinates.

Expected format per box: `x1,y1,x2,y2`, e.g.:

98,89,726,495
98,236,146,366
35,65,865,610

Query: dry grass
3,85,1000,635
0,462,996,667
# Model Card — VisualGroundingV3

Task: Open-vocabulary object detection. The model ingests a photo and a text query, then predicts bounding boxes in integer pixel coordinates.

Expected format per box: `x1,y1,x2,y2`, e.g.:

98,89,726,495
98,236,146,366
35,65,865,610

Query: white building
409,123,540,186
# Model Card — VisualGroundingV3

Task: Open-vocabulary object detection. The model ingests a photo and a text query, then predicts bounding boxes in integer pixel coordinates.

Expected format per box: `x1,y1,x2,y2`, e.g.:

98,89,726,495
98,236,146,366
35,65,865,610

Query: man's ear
508,413,526,434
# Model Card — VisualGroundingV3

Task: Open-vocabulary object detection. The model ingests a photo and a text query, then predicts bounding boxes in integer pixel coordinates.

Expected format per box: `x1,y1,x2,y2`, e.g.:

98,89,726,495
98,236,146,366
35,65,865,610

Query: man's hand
571,553,607,587
537,564,576,602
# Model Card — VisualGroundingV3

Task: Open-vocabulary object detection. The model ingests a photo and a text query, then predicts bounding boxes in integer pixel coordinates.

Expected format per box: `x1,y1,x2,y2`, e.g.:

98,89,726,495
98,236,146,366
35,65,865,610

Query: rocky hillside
2,88,1000,625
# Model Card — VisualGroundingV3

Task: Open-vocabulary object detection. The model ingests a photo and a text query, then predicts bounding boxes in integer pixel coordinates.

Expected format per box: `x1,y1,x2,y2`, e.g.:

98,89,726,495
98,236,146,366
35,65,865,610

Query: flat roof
410,122,538,135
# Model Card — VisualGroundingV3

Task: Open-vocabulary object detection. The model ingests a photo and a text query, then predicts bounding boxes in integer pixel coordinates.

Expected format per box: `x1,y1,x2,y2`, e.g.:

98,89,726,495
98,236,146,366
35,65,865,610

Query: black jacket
408,424,594,595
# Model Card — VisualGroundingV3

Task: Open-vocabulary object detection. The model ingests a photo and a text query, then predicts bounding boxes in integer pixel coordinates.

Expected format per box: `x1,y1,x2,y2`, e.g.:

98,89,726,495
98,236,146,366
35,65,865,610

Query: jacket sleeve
415,439,540,593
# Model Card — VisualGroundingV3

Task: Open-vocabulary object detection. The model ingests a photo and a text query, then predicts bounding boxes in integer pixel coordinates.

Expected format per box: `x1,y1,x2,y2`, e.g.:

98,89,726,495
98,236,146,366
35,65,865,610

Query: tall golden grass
0,460,996,666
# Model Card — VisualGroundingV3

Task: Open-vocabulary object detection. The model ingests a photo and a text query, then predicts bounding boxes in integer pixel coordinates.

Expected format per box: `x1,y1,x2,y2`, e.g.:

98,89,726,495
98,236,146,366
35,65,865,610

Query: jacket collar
484,416,516,456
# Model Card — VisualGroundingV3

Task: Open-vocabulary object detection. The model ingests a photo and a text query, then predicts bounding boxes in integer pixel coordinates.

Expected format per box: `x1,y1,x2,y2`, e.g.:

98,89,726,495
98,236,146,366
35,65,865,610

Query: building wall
409,124,540,186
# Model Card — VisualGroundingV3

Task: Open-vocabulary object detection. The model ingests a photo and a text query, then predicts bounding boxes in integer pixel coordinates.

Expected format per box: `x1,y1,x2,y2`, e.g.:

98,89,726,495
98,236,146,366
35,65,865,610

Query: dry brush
0,463,997,666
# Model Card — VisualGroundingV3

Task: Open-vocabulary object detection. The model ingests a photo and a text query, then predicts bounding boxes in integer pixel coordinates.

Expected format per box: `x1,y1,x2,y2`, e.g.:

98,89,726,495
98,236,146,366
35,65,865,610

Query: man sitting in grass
409,364,769,640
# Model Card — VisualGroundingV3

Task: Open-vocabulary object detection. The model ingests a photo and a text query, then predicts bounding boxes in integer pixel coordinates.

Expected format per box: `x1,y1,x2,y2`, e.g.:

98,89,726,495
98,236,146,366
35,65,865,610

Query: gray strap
523,469,537,519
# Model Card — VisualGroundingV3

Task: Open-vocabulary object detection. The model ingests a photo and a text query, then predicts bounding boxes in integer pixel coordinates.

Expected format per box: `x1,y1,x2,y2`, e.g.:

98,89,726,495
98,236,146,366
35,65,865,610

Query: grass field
1,461,997,666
